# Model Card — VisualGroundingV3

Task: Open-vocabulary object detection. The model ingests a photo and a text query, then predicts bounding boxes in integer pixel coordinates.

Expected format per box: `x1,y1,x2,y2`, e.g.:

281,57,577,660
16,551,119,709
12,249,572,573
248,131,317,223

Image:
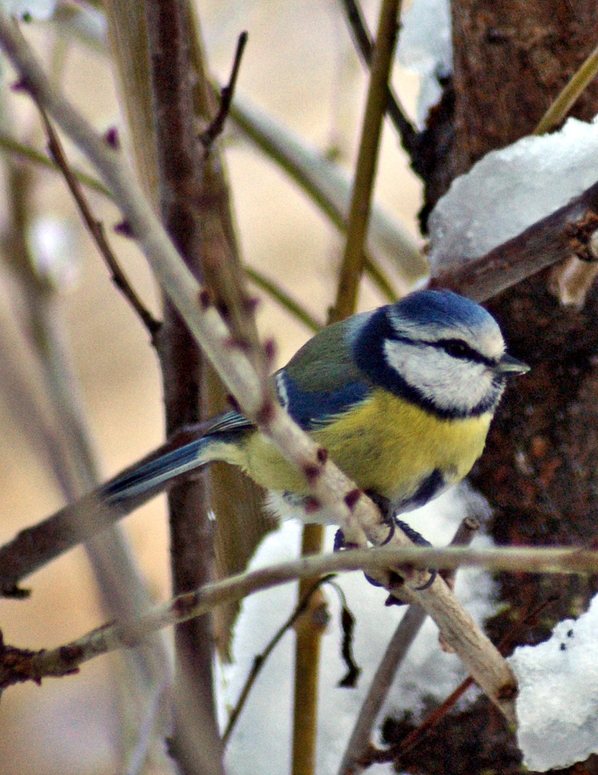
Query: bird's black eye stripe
387,333,493,366
437,338,491,364
440,338,472,358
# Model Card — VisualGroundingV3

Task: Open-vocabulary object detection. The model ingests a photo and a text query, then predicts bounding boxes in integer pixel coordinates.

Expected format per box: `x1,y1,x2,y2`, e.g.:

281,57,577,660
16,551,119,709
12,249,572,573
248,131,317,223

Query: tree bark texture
420,0,598,226
145,0,223,772
393,2,598,774
451,0,598,174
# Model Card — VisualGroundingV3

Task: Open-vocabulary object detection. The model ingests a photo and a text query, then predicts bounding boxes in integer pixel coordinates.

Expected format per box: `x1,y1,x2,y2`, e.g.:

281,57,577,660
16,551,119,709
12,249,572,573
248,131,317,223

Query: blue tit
103,289,529,524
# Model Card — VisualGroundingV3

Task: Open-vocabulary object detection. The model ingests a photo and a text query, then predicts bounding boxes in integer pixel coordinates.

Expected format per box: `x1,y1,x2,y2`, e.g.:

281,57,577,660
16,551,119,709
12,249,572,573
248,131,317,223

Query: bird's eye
441,339,471,358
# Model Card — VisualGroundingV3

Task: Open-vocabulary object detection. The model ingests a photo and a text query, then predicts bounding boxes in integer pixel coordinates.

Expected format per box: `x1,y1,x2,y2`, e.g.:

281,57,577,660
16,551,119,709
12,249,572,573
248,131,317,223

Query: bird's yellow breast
214,388,493,507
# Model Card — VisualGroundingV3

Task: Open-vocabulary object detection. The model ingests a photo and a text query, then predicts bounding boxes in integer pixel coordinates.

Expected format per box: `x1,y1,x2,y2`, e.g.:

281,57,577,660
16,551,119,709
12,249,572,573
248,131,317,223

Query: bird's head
352,289,529,419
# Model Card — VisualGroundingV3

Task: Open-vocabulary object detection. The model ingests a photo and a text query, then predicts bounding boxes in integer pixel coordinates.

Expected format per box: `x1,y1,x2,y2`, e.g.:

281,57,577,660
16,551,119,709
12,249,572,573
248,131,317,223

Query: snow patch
428,117,598,269
510,594,598,771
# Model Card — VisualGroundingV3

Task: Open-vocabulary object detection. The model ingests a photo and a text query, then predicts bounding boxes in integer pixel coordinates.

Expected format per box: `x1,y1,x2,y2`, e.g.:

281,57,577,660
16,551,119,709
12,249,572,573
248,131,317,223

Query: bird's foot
334,495,437,596
365,492,437,594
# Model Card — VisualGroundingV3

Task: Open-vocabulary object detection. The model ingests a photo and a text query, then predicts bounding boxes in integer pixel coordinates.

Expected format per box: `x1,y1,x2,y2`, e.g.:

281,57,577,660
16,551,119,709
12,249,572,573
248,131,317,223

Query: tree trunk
396,2,598,773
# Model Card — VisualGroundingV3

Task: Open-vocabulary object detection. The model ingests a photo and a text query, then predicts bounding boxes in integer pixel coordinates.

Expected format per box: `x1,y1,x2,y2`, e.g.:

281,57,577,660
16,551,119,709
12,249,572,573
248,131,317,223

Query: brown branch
0,422,211,597
144,1,223,771
199,30,248,148
429,178,598,300
36,106,161,337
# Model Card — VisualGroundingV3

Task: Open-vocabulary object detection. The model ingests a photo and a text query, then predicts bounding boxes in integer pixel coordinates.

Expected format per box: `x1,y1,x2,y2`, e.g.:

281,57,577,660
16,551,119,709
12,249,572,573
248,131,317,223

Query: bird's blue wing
275,368,372,430
204,380,374,435
204,410,254,437
274,313,374,430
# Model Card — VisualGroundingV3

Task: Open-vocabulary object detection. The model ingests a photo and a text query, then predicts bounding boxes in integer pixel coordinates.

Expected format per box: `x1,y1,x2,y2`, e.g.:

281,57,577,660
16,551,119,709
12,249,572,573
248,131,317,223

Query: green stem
244,266,323,333
331,0,401,322
292,4,401,774
0,130,111,196
534,40,598,135
292,523,326,775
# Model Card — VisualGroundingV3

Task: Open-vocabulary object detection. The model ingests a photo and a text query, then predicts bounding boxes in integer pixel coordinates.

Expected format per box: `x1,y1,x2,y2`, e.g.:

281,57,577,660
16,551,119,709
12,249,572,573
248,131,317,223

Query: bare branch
331,0,401,322
37,106,161,336
1,543,597,693
199,30,248,148
0,129,111,195
339,0,418,152
430,179,598,300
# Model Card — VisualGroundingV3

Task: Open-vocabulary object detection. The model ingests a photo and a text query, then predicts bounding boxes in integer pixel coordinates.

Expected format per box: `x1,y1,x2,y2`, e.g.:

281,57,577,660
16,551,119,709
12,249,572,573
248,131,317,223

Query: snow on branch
429,118,598,303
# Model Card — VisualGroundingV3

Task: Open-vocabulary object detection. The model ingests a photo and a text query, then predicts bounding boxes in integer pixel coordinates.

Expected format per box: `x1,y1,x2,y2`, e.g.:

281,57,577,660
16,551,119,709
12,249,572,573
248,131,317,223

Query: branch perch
2,543,597,693
430,179,598,300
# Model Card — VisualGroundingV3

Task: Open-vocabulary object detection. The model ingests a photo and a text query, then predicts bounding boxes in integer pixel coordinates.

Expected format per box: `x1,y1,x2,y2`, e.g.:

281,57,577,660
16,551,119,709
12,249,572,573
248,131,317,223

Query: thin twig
222,575,334,745
244,265,324,332
533,40,598,136
5,498,598,603
199,31,248,148
0,129,111,195
362,254,398,302
327,580,361,687
0,545,595,692
36,106,160,336
338,516,480,775
339,0,418,153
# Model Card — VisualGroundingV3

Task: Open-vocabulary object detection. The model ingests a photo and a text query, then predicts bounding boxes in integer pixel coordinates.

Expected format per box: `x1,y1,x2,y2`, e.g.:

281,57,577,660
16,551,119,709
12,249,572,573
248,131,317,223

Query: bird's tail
102,436,213,505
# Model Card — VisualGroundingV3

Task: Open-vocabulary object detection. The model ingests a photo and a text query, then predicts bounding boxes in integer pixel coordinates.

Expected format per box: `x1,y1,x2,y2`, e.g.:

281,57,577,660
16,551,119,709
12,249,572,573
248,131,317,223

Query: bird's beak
494,353,530,376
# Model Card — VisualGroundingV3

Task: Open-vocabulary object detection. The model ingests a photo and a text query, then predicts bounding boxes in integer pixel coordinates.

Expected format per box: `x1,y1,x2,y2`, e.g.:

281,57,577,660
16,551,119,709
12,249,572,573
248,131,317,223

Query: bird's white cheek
384,341,494,413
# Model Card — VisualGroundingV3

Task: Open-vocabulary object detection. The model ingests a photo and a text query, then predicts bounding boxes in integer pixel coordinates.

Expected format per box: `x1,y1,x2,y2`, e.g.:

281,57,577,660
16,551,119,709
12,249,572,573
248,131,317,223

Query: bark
145,0,223,772
391,2,598,773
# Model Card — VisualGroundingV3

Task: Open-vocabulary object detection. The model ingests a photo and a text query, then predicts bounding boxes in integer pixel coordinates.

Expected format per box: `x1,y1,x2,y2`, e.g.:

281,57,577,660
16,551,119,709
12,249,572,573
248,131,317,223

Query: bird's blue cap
386,289,502,347
394,289,492,328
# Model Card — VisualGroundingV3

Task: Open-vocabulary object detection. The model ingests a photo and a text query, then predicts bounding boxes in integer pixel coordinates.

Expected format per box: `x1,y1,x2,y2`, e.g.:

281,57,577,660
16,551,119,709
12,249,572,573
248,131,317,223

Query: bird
102,289,529,525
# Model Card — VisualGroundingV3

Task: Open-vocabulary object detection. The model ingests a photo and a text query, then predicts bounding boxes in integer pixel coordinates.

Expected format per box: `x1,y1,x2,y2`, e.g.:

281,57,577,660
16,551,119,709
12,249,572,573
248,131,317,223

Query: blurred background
0,1,424,771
